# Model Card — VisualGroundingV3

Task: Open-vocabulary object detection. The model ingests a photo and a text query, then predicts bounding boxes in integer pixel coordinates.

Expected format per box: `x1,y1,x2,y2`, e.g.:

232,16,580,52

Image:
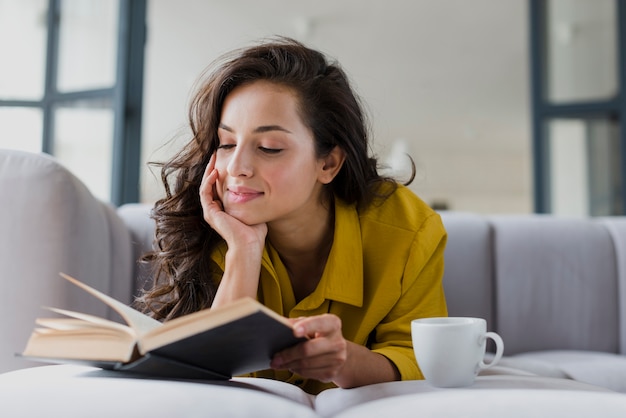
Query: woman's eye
259,147,283,154
217,144,235,150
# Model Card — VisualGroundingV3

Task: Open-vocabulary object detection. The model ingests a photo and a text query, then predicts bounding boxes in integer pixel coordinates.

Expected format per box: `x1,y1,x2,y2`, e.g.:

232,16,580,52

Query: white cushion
508,350,626,393
0,365,320,418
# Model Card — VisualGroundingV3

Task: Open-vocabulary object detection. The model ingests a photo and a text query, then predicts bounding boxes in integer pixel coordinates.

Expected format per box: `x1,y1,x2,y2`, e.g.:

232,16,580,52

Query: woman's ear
318,146,346,184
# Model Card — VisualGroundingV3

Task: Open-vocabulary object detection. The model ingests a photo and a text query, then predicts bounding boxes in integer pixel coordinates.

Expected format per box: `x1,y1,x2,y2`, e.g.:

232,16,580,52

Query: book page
42,307,135,335
60,273,161,336
22,326,137,362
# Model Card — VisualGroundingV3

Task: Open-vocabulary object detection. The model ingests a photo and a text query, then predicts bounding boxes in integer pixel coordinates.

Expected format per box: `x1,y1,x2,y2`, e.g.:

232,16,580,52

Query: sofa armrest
0,150,133,372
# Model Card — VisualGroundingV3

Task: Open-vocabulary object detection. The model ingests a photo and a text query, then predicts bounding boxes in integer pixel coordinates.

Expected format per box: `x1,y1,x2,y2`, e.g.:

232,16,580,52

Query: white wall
141,0,532,213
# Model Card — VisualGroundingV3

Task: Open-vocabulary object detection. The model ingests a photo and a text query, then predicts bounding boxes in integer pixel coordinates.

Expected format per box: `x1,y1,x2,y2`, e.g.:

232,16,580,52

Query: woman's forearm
211,246,263,308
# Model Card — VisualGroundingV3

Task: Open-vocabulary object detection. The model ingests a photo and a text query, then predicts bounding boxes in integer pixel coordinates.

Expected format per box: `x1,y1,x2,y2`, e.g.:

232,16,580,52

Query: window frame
0,0,146,205
529,0,626,214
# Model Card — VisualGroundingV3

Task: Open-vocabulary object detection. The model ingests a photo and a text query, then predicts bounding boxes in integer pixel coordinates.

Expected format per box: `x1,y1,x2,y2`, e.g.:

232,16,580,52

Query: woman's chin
225,210,264,226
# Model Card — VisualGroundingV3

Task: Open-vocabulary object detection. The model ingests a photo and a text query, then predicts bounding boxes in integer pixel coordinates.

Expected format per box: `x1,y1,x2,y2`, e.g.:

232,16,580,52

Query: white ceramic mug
411,317,504,387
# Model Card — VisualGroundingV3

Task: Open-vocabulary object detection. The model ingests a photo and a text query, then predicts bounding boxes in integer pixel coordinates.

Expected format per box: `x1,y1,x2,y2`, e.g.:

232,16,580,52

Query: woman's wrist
333,342,400,388
212,245,263,307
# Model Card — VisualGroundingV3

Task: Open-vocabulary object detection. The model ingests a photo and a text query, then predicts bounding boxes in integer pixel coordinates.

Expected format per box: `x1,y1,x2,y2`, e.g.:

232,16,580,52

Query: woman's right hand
200,153,267,307
199,153,268,252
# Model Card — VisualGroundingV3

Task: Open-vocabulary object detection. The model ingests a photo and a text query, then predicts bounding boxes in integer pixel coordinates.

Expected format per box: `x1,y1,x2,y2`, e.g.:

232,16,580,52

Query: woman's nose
226,146,253,177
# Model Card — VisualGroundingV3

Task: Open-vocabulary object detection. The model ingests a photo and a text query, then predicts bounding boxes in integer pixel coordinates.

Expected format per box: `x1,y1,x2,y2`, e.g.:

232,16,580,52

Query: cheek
272,163,317,192
214,154,227,172
266,166,296,188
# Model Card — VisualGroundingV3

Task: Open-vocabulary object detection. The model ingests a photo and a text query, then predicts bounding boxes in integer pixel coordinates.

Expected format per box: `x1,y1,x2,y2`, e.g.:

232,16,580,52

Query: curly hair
137,37,413,320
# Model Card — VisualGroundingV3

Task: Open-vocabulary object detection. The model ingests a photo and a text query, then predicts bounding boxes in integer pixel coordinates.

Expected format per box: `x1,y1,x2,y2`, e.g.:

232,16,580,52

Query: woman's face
214,80,331,226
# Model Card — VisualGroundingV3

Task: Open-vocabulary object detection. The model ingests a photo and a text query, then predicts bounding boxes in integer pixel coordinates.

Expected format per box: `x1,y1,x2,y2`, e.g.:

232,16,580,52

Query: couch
2,149,626,396
440,210,626,392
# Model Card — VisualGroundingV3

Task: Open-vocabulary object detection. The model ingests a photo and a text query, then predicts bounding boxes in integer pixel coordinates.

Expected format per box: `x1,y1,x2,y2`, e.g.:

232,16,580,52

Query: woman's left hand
270,314,347,383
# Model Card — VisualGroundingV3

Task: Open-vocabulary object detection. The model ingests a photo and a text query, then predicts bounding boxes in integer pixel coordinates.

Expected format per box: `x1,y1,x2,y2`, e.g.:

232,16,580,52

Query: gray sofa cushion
439,211,494,326
116,203,155,296
598,217,626,355
491,215,619,355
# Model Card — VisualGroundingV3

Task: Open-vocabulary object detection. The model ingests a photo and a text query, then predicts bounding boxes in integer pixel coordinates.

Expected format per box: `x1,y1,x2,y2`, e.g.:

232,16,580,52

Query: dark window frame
0,0,146,205
529,0,626,214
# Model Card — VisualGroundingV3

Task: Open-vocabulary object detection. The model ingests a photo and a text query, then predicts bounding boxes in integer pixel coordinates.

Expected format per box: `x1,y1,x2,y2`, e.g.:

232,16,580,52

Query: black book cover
148,310,305,378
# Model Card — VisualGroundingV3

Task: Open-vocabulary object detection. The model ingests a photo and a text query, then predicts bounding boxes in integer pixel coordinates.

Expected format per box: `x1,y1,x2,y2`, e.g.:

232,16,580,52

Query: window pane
0,107,43,152
547,118,622,216
57,0,119,92
53,101,114,202
546,0,619,103
0,0,47,100
587,119,622,216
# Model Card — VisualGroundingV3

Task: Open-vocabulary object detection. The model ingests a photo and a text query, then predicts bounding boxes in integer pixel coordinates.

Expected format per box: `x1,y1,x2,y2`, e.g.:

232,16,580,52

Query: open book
21,274,304,379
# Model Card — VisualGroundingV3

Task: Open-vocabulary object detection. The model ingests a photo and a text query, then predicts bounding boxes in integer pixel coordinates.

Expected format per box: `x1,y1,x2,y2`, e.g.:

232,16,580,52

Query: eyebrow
218,123,292,134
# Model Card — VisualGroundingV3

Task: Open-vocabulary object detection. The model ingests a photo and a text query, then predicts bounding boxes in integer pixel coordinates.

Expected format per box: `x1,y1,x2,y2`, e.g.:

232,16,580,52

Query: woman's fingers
271,314,347,382
200,154,217,202
292,314,342,339
200,153,225,222
198,153,268,249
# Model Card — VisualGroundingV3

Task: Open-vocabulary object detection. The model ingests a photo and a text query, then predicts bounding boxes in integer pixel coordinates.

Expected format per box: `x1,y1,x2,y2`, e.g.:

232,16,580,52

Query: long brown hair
137,37,412,320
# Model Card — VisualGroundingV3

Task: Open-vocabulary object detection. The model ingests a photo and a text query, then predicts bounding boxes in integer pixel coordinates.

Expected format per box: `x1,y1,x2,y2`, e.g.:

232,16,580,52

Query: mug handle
478,332,504,371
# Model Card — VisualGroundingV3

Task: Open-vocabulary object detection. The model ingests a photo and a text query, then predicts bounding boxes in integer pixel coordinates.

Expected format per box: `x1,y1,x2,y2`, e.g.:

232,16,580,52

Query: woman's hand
270,314,401,388
199,153,267,249
270,314,348,383
200,153,267,307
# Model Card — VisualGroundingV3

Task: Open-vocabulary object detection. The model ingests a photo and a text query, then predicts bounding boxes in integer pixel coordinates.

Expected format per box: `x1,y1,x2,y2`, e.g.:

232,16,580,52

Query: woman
139,37,447,394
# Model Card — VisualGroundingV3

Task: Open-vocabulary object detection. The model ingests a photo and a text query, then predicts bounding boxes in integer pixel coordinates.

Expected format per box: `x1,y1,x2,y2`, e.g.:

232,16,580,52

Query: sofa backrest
439,211,626,356
437,212,495,328
116,203,155,298
597,217,626,355
490,215,620,356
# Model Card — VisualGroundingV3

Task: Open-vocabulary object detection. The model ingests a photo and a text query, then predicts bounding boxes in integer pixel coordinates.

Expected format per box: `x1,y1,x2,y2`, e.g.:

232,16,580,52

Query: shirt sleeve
370,211,448,380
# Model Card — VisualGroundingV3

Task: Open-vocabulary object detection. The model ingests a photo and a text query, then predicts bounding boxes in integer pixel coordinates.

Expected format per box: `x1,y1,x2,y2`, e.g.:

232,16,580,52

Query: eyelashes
258,147,283,154
216,144,283,155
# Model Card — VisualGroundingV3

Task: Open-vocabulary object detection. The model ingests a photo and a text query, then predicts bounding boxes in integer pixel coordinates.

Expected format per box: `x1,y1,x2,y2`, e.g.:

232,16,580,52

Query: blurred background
0,0,624,217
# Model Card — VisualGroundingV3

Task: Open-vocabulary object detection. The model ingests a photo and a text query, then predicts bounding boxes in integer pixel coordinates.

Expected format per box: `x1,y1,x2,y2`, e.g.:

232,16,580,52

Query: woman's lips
226,187,263,203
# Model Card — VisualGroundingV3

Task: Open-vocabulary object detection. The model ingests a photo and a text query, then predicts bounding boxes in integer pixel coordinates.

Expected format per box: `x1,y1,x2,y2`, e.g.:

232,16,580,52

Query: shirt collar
295,197,364,310
209,197,364,310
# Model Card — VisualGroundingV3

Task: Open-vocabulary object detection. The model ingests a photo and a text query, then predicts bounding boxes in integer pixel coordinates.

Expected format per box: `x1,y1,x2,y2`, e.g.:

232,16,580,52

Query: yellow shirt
210,184,448,394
